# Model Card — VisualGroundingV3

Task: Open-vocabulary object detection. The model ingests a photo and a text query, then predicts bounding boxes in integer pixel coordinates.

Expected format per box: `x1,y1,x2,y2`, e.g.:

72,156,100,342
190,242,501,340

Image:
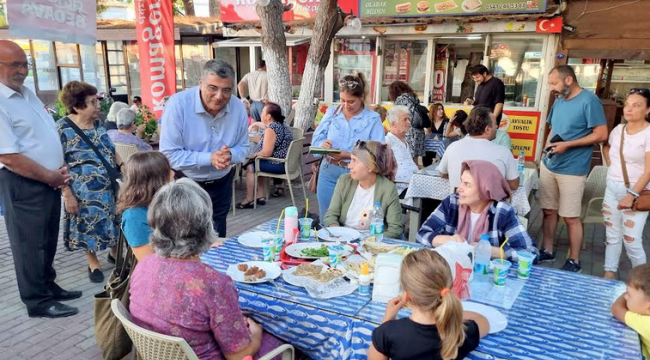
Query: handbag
94,229,138,360
64,117,121,194
619,124,650,211
308,158,322,193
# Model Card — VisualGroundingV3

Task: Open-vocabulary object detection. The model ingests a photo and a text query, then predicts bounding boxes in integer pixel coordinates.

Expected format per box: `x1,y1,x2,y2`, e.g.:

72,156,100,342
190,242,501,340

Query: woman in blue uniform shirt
312,72,385,217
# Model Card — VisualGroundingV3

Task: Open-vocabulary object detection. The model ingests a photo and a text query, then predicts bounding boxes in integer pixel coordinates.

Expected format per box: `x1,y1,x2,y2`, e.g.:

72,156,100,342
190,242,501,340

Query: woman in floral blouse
129,178,283,360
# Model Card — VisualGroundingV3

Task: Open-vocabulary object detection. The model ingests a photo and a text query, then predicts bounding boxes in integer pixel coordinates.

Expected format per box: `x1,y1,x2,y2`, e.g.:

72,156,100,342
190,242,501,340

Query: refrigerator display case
333,38,376,103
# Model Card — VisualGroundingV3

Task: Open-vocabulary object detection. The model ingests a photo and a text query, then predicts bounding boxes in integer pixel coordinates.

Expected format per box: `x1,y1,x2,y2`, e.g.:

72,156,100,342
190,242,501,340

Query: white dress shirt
386,132,419,193
0,83,64,171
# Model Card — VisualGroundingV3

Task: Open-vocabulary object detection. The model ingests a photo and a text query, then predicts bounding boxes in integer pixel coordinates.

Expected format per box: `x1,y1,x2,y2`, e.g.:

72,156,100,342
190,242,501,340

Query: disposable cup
298,218,313,240
492,259,512,287
262,238,275,262
328,245,344,268
517,251,535,279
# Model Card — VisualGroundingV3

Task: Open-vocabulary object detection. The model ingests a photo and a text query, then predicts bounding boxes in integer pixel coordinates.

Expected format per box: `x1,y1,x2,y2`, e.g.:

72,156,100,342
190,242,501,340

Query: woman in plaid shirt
417,160,539,262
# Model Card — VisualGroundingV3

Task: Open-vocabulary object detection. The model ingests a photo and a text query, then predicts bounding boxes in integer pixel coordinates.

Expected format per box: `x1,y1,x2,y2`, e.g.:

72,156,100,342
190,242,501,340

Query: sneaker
561,259,582,273
538,248,556,263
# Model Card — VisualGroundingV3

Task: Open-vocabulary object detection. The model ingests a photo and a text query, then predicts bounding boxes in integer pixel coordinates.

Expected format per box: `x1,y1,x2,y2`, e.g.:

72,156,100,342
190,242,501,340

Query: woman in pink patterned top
129,178,283,360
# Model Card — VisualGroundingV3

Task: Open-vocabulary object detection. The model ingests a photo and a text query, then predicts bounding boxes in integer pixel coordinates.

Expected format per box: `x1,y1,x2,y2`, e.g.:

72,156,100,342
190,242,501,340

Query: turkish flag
536,17,563,33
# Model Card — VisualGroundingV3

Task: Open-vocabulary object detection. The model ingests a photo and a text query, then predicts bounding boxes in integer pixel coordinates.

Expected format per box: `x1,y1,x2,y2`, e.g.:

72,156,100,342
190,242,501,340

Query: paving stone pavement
0,183,647,359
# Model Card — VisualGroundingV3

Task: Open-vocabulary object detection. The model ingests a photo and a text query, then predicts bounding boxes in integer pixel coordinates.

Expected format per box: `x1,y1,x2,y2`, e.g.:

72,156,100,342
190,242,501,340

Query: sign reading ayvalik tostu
360,0,546,17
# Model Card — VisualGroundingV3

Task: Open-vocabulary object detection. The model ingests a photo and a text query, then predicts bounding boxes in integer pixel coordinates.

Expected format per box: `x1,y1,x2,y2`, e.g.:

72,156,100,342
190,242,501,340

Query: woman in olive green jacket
324,140,404,239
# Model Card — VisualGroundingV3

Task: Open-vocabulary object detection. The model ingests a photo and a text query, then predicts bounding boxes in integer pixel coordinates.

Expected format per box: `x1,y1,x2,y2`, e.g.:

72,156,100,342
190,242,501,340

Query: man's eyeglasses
338,79,359,90
0,61,29,70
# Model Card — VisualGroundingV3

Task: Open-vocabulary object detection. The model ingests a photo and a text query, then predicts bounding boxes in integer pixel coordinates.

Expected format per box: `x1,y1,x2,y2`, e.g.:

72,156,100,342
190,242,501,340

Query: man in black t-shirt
471,65,505,124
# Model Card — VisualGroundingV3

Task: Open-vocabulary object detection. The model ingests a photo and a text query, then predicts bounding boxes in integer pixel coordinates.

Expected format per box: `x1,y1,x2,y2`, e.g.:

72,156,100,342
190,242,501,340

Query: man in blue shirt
539,65,608,273
160,60,249,237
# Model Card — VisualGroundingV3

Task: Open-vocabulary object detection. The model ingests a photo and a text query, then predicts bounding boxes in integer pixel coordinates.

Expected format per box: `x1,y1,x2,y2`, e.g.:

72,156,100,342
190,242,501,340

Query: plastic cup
328,245,344,268
298,218,313,240
262,238,275,262
517,251,535,279
273,233,284,261
492,259,512,286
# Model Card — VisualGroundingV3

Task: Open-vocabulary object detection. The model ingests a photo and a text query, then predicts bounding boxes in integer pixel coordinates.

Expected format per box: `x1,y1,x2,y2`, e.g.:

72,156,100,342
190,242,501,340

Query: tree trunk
182,0,195,16
460,52,483,103
209,0,220,17
294,0,344,131
257,0,292,117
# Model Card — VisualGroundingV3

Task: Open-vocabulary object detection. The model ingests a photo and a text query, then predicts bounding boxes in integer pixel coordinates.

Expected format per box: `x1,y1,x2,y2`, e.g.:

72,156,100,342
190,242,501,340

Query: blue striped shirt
417,194,538,261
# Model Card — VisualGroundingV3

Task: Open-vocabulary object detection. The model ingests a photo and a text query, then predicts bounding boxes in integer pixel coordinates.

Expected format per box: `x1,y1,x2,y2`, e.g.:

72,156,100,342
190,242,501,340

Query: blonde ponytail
400,250,467,360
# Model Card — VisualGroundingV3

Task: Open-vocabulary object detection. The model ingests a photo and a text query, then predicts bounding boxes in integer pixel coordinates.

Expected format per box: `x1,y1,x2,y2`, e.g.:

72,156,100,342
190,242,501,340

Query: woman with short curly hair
56,81,123,283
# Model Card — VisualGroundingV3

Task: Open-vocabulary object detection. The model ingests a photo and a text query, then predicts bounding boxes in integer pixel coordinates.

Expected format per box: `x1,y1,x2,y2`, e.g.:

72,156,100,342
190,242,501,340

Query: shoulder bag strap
64,117,120,185
619,125,631,188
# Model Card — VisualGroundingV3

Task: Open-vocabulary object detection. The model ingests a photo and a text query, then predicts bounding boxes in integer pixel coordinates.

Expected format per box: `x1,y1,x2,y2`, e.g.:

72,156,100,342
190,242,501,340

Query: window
182,37,211,88
80,44,105,93
54,42,81,87
333,38,376,102
175,43,183,90
32,40,58,91
381,40,429,101
489,36,544,108
126,42,141,98
106,41,128,95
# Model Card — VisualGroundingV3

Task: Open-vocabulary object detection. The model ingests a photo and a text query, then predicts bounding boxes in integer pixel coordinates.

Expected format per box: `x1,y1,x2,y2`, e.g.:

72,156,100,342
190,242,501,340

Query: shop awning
213,37,312,48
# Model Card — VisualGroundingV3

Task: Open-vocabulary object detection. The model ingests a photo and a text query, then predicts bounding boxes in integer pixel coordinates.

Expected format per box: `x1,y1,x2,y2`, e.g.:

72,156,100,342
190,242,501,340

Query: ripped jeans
603,180,648,272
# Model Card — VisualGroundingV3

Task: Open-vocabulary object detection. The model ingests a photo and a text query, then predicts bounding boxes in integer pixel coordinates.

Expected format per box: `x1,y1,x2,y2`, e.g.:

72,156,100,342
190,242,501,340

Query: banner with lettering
7,0,97,45
432,46,448,103
134,0,177,119
220,0,358,23
360,0,546,18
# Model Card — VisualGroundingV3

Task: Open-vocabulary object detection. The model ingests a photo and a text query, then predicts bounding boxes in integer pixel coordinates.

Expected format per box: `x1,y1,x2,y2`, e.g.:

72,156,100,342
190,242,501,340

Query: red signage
221,0,358,23
134,0,177,118
432,46,448,103
535,17,562,34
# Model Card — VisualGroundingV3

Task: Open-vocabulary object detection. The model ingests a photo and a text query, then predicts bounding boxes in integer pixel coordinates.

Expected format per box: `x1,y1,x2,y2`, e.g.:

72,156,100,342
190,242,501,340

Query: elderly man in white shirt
385,105,419,195
0,40,79,318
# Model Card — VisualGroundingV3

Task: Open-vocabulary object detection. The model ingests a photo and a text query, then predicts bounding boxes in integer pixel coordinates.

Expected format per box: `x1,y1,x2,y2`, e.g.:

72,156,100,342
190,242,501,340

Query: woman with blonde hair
324,140,403,238
312,72,385,216
369,249,489,360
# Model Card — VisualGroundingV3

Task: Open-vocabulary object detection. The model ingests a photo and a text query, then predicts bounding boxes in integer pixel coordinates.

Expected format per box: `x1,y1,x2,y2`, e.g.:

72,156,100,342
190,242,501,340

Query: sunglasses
355,140,378,161
338,78,360,90
630,88,650,97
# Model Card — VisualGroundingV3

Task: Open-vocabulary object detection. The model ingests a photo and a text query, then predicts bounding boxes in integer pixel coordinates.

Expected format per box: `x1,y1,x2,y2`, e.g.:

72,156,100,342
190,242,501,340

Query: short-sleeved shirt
343,184,375,230
625,311,650,359
439,136,519,191
0,83,64,170
607,124,650,189
241,70,268,101
130,255,253,359
386,133,418,193
474,76,505,122
543,89,607,176
372,318,480,360
121,207,151,247
492,129,512,150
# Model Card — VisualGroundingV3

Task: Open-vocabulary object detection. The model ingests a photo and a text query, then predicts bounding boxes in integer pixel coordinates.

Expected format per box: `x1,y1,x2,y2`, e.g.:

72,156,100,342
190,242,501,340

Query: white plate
227,261,281,284
237,231,275,248
461,0,481,12
462,301,508,334
317,227,362,243
285,242,355,259
282,260,347,287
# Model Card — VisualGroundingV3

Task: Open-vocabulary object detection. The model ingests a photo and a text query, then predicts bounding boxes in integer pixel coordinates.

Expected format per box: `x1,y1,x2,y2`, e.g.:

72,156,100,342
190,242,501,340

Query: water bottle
517,150,525,187
283,206,298,245
370,202,384,242
474,235,492,279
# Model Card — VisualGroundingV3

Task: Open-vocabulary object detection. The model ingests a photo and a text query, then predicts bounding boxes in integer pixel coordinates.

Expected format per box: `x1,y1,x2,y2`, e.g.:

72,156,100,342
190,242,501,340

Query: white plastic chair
580,165,608,250
290,127,304,140
111,299,294,360
115,143,139,161
232,163,242,215
254,138,307,209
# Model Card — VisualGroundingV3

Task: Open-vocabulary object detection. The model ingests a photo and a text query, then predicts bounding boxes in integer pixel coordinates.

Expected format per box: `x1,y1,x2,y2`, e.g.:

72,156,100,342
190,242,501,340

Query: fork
320,225,341,239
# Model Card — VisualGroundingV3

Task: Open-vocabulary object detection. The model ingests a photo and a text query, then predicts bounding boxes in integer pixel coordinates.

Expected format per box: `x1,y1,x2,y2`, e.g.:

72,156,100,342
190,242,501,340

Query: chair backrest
111,299,199,360
115,143,140,161
285,108,296,126
290,127,304,140
285,138,304,176
583,165,608,206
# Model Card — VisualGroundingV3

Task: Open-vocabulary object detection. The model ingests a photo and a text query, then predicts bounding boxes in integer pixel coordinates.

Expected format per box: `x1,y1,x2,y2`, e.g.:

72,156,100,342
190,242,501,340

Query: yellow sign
511,139,535,158
507,115,538,135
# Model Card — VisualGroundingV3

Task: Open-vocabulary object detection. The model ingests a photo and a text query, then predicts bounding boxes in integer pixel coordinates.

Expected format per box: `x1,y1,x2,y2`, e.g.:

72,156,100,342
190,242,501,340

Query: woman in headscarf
416,160,538,262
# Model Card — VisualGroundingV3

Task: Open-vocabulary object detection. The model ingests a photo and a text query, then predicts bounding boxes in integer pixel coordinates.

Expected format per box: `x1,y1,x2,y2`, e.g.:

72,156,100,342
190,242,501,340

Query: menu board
360,0,547,17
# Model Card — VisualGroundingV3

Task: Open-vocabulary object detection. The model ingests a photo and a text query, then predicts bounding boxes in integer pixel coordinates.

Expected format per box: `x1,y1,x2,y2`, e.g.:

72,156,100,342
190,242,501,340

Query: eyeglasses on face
0,61,29,70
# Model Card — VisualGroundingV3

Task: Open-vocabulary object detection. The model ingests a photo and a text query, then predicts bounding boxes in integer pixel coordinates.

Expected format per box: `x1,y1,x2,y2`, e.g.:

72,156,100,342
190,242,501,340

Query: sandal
272,187,285,197
236,201,255,209
256,197,266,206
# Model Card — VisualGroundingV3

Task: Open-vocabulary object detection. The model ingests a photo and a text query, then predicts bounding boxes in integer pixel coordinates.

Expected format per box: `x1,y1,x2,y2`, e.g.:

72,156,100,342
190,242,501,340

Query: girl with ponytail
369,249,489,360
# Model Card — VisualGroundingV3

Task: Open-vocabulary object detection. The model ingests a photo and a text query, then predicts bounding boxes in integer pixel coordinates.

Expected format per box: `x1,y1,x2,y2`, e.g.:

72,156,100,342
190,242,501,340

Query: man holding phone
539,65,608,273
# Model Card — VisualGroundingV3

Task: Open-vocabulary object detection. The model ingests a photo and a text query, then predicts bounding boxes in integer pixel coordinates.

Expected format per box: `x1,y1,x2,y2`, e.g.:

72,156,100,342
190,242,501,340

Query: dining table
405,164,539,242
201,218,641,360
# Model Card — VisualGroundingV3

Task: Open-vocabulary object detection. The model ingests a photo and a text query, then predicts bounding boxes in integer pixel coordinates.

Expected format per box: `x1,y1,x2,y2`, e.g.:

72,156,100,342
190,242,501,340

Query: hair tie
440,288,450,298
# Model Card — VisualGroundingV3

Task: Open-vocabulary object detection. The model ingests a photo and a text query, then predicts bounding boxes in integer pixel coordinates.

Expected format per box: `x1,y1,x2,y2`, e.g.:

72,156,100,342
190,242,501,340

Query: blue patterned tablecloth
424,138,447,155
202,219,641,360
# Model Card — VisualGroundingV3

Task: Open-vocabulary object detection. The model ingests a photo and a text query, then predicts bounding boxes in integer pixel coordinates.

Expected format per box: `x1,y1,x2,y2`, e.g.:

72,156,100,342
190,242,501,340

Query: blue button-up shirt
417,193,539,262
312,106,385,154
160,87,249,181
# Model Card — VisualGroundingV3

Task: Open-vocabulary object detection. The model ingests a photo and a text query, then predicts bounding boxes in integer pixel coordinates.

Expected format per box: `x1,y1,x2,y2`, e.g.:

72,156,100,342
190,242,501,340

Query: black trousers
195,168,235,238
0,169,62,312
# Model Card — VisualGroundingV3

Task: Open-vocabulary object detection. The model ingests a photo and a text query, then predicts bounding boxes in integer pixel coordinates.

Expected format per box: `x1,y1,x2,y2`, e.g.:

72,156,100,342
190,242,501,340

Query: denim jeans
603,180,648,272
317,160,349,217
